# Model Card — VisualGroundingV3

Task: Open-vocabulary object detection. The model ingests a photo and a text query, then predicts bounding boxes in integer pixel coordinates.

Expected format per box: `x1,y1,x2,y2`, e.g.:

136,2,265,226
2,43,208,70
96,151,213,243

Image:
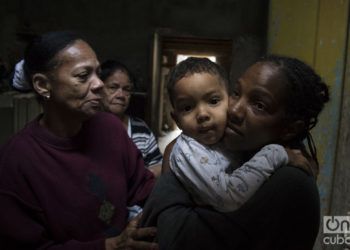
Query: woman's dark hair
167,57,229,107
260,55,329,166
100,60,134,84
23,31,83,84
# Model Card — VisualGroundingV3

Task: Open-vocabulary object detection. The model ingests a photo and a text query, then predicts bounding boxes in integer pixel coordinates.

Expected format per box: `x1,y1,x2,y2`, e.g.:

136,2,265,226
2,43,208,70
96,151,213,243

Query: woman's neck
40,107,85,138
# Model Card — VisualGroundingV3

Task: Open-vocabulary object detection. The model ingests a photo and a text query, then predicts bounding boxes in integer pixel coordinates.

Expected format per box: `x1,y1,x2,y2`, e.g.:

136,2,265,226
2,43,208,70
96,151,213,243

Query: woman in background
100,60,163,177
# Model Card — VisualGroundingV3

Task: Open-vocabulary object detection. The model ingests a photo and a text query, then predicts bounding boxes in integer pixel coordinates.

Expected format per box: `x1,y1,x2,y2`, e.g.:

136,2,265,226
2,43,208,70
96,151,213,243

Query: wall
330,18,350,249
268,1,349,249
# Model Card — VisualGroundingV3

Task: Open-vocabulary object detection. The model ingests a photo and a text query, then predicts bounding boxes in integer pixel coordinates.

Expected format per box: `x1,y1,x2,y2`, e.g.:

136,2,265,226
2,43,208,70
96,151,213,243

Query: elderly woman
0,31,158,250
100,60,163,177
141,55,329,250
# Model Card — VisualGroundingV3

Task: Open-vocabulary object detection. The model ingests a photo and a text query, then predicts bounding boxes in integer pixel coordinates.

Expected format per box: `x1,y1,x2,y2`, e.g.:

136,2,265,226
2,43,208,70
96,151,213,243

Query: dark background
0,0,268,129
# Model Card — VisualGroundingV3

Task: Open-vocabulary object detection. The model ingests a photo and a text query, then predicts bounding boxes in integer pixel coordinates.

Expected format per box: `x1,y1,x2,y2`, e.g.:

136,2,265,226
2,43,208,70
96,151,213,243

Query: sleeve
170,139,288,212
129,118,162,167
215,144,288,211
0,149,105,250
142,130,163,167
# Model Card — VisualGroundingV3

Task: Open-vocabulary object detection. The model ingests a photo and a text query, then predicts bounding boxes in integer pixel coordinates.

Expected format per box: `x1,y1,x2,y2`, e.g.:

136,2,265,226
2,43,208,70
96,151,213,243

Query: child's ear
170,111,183,130
32,73,51,99
281,120,305,142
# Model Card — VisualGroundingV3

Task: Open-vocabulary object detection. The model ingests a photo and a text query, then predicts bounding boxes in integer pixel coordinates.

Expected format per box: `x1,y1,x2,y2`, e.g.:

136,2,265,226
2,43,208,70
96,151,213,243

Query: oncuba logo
323,216,350,246
323,216,350,234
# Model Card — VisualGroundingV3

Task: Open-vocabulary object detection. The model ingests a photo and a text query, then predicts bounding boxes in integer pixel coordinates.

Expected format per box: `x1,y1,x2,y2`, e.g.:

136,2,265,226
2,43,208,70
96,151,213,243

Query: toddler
167,57,293,212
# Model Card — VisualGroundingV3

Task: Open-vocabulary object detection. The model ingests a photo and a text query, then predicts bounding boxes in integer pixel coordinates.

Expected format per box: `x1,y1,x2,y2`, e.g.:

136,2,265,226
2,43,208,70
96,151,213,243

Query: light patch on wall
176,54,217,64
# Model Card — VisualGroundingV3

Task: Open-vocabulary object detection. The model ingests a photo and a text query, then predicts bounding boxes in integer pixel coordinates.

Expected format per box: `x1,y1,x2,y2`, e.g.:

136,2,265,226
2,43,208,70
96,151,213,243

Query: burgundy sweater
0,112,155,250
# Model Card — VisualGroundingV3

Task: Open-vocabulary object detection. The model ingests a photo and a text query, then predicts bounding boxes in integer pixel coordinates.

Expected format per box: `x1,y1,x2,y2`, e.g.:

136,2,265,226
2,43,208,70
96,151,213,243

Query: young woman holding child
162,57,306,212
141,55,329,250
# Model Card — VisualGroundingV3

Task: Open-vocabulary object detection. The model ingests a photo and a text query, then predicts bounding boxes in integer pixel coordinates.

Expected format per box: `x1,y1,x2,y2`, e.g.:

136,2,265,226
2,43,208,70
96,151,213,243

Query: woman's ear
32,73,51,99
281,120,305,141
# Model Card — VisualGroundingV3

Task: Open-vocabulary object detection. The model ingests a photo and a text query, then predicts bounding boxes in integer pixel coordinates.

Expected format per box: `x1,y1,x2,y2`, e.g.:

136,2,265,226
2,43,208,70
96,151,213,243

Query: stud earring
44,94,50,100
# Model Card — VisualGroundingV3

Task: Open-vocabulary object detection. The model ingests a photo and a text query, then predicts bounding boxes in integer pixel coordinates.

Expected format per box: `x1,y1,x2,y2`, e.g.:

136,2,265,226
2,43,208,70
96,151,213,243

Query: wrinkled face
172,72,228,145
102,70,133,116
48,40,103,119
224,62,288,152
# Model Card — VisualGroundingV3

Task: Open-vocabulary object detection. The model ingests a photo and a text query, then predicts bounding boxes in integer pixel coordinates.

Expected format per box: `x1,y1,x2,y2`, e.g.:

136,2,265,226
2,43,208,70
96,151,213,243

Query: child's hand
285,148,318,178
